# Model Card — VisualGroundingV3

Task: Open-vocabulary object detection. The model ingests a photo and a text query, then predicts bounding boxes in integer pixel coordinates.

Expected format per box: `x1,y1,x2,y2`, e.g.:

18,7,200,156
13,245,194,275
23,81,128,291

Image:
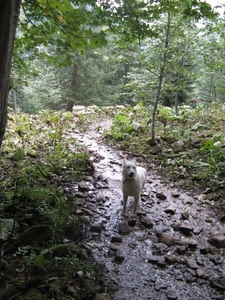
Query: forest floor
72,118,225,300
1,106,225,300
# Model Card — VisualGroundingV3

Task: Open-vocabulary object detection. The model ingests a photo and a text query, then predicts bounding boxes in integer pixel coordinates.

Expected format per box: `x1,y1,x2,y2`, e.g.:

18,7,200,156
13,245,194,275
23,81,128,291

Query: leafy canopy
17,0,216,66
96,0,216,43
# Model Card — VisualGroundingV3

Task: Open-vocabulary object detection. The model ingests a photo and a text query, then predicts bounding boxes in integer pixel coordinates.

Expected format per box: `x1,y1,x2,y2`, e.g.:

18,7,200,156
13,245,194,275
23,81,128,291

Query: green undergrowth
103,102,225,209
0,108,107,299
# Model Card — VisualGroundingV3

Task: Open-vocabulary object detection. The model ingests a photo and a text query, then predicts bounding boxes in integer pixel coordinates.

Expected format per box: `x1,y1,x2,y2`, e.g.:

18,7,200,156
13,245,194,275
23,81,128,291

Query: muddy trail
71,120,225,300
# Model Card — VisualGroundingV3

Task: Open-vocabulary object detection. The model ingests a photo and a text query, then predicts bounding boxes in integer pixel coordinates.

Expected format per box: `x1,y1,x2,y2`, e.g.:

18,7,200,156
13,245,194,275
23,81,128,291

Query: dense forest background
9,1,225,114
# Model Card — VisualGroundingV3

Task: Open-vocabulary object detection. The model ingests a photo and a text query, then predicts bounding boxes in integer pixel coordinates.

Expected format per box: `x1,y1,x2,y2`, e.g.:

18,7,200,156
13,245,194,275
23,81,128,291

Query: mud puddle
72,120,225,300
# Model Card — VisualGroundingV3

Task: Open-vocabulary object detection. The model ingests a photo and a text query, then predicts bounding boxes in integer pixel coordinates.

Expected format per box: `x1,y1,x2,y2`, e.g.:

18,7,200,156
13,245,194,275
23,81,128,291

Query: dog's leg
122,194,128,215
133,194,139,215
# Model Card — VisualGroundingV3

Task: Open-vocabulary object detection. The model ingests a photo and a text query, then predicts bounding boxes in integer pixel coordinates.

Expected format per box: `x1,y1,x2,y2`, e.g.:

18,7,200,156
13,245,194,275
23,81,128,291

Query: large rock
179,224,193,235
90,223,102,234
210,277,225,291
157,232,175,246
208,233,225,248
186,258,198,269
140,216,154,228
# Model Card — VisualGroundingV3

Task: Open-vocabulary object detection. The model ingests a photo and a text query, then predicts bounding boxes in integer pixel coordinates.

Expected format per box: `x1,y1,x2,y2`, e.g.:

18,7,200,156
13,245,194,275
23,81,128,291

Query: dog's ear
133,158,137,165
123,159,127,165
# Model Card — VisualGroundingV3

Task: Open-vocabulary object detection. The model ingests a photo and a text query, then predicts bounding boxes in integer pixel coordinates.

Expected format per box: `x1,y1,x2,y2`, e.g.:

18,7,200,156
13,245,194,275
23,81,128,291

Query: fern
20,289,43,300
0,218,20,239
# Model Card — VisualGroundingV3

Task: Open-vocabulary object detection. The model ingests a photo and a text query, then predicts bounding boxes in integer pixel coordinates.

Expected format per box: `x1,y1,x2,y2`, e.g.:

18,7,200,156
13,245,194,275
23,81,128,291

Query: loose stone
187,238,198,249
109,244,118,252
140,215,154,228
78,181,90,192
148,255,162,264
128,218,136,226
90,223,102,234
196,268,205,278
177,246,187,254
164,207,176,215
111,236,122,243
208,234,225,248
193,226,203,234
181,211,190,220
75,191,86,198
210,277,225,291
82,208,94,216
80,215,91,224
156,191,167,200
179,224,193,235
114,251,125,263
167,292,178,300
186,258,198,269
157,232,175,246
118,221,130,234
171,192,180,198
171,221,181,231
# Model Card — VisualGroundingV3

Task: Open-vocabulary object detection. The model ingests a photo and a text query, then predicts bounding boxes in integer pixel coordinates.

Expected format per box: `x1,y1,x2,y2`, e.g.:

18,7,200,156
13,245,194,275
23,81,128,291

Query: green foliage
11,1,224,113
67,48,123,107
20,289,43,300
12,148,26,161
201,140,225,179
12,43,125,112
110,114,134,140
104,103,150,144
103,104,151,154
113,14,201,107
0,219,20,239
16,0,108,60
11,1,111,112
158,106,183,121
21,63,63,113
104,103,225,200
97,0,215,43
0,109,103,299
74,152,95,175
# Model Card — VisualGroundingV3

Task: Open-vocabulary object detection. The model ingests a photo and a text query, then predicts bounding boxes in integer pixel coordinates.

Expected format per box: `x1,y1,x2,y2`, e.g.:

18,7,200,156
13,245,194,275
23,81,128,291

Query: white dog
122,159,147,215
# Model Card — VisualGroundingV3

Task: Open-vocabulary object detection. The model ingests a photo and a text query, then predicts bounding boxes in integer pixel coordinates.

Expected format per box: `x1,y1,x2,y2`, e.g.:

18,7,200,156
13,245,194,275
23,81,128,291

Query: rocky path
72,120,225,300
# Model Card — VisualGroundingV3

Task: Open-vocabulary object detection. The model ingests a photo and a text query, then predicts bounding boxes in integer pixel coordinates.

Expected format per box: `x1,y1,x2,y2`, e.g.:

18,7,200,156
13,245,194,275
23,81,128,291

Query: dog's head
122,159,137,178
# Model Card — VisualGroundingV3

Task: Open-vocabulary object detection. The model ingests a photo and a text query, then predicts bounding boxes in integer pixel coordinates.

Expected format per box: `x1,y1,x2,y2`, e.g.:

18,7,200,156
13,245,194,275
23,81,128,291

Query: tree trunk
175,42,187,115
66,100,74,112
13,89,18,124
0,0,21,148
174,72,181,116
66,56,81,111
151,73,163,144
151,12,171,144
